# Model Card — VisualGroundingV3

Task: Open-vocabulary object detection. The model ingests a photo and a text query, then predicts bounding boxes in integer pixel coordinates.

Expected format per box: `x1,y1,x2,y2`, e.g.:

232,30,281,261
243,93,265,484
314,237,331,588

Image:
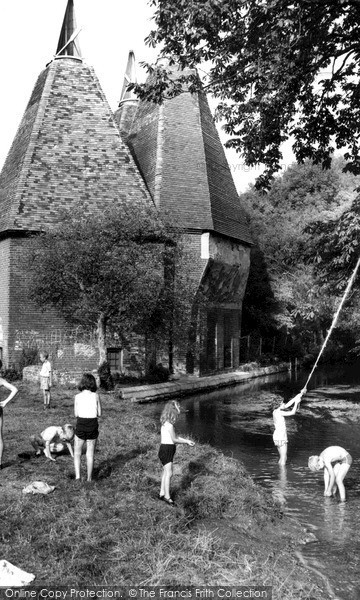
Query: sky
0,0,294,193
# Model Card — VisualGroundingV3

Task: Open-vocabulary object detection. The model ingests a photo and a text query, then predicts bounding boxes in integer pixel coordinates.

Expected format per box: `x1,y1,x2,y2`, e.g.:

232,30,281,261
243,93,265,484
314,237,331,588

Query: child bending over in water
30,424,75,461
159,400,195,506
271,391,303,465
308,446,352,502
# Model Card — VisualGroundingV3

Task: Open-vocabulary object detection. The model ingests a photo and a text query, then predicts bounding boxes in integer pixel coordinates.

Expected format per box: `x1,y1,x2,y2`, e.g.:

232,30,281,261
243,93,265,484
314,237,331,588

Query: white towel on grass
22,481,55,495
0,559,35,586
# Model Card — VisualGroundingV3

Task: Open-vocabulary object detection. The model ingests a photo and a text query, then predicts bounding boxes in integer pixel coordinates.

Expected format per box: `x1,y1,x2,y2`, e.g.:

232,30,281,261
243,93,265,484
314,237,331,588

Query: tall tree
28,205,188,366
135,0,360,188
241,159,360,355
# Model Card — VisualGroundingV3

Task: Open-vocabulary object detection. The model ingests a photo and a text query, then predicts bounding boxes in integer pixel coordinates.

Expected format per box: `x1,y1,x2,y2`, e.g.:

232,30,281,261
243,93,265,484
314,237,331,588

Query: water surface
147,366,360,599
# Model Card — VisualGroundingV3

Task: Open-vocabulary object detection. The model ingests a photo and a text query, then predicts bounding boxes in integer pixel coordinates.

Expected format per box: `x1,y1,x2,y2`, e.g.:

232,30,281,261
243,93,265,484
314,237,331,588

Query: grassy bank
0,383,324,598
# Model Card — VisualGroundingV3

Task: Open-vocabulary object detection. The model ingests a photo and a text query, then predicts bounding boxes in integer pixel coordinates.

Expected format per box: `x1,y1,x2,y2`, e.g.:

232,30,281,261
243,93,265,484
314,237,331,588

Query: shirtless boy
30,424,74,461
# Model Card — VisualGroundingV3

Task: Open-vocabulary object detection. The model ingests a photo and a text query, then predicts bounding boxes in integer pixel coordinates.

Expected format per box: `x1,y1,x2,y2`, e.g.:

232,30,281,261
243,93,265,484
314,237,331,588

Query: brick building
0,0,251,378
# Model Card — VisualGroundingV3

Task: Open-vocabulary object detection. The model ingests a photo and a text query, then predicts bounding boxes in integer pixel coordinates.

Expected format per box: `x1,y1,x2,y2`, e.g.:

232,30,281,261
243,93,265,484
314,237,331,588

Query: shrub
146,363,170,383
2,365,21,382
19,348,39,373
98,362,114,391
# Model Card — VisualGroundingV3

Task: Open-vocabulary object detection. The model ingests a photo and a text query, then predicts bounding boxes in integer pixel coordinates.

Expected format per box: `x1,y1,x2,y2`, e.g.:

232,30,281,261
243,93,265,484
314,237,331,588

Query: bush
2,365,21,382
98,362,114,391
19,348,39,373
146,363,170,383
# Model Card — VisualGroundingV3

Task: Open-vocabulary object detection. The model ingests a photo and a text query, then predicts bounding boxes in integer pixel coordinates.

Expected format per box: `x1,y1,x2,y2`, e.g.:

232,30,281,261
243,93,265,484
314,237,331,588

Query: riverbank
118,363,291,403
22,363,290,401
0,382,325,598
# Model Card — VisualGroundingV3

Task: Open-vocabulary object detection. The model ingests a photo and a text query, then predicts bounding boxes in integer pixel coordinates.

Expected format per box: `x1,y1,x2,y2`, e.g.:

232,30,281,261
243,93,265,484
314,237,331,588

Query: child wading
0,360,18,469
39,352,52,409
74,373,101,482
271,392,302,465
308,446,352,502
158,400,195,506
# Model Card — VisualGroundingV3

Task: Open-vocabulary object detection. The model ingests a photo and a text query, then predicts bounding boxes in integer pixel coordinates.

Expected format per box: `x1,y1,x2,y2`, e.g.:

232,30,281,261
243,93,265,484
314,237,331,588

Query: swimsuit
74,390,99,440
341,453,352,466
272,408,288,446
158,444,176,466
75,417,99,440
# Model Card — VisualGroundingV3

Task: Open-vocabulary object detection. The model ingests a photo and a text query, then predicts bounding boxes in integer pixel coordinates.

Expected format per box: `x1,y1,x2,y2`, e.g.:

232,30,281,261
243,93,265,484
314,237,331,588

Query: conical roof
0,59,152,235
128,65,252,245
55,0,82,59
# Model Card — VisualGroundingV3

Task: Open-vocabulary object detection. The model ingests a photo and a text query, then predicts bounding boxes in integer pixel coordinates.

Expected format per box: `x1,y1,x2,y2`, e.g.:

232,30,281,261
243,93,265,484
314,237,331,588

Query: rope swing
299,256,360,398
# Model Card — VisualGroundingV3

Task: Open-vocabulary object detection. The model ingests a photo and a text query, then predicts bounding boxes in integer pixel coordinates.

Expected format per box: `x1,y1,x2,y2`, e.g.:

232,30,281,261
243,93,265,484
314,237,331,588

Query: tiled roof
128,69,252,245
0,58,152,234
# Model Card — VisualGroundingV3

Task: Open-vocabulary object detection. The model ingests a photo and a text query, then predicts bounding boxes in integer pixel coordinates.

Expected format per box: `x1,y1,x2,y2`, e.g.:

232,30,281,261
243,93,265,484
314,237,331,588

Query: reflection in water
271,465,288,506
146,364,360,599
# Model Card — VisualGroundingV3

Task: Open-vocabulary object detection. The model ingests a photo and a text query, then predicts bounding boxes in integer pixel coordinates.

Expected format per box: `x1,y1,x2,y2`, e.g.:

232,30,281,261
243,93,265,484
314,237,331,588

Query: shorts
158,444,176,466
273,431,287,447
75,417,99,441
40,376,50,391
274,440,287,447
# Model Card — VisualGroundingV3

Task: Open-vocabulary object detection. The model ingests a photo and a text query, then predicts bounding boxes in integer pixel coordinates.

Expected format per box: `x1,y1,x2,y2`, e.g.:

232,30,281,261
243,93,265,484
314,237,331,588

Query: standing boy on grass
39,351,52,409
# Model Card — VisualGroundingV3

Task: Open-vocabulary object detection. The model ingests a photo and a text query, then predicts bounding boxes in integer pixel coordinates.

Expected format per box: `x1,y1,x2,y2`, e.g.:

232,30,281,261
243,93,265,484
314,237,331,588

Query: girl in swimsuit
158,400,195,506
308,446,352,501
271,392,302,465
74,373,101,482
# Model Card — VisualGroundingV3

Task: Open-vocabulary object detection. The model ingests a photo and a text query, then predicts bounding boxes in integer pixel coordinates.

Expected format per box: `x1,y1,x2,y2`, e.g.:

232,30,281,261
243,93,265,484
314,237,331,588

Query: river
146,365,360,600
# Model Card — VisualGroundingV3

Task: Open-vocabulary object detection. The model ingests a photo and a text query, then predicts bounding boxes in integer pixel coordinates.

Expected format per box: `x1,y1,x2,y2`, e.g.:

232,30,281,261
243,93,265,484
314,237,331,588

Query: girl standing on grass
159,400,195,506
74,373,101,482
0,360,18,470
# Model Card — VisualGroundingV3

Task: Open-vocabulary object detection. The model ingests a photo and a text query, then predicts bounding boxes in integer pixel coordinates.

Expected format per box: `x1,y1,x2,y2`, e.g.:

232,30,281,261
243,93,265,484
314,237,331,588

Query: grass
0,382,326,598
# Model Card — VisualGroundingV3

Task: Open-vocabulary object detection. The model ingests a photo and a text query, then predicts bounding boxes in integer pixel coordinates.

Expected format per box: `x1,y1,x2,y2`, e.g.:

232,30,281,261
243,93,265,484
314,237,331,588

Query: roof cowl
54,0,82,62
118,51,138,106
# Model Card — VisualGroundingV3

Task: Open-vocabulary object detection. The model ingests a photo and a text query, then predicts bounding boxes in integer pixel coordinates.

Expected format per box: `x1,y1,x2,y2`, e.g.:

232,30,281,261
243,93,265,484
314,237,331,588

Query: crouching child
30,424,75,461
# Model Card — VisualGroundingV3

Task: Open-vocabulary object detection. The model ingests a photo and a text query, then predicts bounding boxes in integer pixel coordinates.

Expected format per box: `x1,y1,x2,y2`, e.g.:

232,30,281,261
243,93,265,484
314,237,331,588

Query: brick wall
0,238,10,363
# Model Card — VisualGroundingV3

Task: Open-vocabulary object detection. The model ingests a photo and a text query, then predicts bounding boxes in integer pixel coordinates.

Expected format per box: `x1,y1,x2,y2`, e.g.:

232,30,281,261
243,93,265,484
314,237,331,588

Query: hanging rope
299,256,360,397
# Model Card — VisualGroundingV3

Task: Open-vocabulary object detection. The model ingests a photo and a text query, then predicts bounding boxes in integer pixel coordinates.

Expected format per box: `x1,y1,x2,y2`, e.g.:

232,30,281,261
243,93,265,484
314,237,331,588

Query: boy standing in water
308,446,352,502
39,352,52,409
271,392,303,465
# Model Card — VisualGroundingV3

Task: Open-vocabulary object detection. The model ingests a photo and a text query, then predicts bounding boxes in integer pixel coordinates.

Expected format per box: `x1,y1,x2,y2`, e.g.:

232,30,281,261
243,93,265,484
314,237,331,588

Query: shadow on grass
94,445,153,480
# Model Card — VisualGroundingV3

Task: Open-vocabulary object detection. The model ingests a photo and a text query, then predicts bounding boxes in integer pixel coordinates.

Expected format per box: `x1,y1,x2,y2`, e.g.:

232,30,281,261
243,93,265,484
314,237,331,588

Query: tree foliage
306,195,360,289
28,205,189,365
241,158,360,357
136,0,360,188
